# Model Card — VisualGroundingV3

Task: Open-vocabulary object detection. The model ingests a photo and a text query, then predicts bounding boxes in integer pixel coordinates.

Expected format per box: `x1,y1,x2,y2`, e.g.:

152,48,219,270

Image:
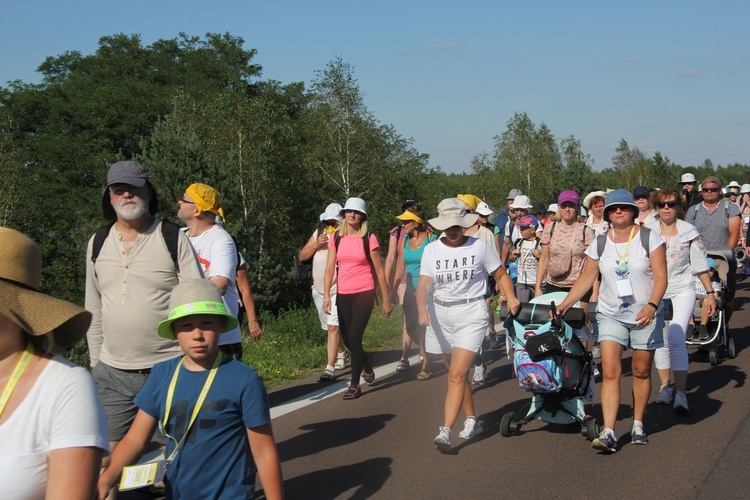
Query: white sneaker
458,416,484,439
472,364,486,385
655,384,673,404
434,426,452,452
674,391,689,413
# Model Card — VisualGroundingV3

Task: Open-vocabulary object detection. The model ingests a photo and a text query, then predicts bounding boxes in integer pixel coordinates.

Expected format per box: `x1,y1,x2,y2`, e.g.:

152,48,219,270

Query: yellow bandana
186,183,226,221
457,194,482,211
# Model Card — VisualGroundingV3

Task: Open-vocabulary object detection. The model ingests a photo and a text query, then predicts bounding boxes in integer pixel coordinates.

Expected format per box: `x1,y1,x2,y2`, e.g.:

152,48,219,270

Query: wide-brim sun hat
157,279,239,339
101,161,159,222
603,189,638,222
510,195,533,210
506,189,523,200
428,198,478,231
340,197,367,218
583,191,607,208
727,180,741,189
319,203,343,223
0,227,92,349
741,184,750,194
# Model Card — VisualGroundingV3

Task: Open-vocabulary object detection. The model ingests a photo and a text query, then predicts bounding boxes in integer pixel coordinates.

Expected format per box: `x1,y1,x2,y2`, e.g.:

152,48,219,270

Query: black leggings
337,290,375,386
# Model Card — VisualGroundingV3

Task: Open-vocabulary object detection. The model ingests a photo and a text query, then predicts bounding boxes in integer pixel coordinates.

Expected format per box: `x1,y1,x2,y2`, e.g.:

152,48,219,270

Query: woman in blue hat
556,189,667,453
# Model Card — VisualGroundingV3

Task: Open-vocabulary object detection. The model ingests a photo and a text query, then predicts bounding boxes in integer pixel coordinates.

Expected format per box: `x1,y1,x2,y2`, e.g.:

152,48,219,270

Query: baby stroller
498,298,599,441
687,247,736,366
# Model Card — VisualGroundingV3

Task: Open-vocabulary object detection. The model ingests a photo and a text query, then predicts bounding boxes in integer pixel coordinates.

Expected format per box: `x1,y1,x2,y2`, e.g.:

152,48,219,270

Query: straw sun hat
0,227,91,348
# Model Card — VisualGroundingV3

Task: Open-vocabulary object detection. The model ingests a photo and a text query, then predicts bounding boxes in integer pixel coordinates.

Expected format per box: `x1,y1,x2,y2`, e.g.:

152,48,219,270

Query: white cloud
679,69,701,78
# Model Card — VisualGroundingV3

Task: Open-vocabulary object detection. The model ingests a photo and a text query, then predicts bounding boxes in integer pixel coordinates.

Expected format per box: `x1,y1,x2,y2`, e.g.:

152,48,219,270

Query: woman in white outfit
0,228,108,499
417,198,520,453
648,188,716,412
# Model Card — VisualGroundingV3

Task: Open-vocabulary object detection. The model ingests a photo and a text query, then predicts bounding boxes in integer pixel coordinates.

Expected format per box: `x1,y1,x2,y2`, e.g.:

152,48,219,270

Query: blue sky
2,1,748,173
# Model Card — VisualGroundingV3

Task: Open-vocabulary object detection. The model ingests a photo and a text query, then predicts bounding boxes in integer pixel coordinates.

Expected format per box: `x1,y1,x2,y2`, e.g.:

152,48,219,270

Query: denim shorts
596,312,664,350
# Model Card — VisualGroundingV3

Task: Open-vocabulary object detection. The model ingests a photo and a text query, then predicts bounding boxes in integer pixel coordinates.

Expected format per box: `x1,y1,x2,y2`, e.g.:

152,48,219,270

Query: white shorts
312,288,339,329
425,298,488,355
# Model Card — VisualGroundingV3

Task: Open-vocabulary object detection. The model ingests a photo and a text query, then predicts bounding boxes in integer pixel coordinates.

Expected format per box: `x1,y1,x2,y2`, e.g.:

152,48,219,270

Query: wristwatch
647,302,658,310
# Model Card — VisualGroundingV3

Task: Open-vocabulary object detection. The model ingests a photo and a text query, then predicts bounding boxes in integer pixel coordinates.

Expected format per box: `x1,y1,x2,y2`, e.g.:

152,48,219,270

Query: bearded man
85,161,202,463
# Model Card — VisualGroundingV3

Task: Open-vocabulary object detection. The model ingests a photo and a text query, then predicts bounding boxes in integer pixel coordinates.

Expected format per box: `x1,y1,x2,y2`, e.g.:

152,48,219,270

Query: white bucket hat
546,203,558,213
476,201,494,216
679,173,697,184
727,180,741,189
741,184,750,194
340,197,367,218
319,203,343,223
428,198,479,230
510,195,533,210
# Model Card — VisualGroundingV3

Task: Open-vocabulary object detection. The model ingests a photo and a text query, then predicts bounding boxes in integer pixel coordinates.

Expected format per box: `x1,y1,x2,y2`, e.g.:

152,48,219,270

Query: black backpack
91,220,180,276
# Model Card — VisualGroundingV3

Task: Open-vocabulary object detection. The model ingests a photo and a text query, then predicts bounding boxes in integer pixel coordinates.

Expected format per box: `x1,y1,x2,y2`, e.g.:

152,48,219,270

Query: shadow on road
283,457,392,499
276,414,395,462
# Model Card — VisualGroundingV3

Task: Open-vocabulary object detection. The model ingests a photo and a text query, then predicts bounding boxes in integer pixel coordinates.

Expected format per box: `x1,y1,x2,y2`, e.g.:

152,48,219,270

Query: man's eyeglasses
110,184,141,196
655,201,678,209
607,205,632,213
702,187,721,193
178,197,195,204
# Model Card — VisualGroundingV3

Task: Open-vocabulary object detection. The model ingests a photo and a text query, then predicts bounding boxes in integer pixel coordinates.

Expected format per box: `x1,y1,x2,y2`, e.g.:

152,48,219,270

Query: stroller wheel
709,348,718,366
585,419,599,442
500,412,516,437
728,336,736,359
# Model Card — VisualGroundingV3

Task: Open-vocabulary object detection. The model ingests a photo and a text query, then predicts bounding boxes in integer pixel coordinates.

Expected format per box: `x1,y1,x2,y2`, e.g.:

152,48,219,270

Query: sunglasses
702,187,721,193
110,184,141,196
607,205,632,213
178,197,195,204
655,201,678,209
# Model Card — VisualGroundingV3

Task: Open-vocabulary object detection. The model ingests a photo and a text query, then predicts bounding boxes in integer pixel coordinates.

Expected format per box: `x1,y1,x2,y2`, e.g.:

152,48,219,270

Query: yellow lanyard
161,353,224,461
0,341,34,419
613,225,636,264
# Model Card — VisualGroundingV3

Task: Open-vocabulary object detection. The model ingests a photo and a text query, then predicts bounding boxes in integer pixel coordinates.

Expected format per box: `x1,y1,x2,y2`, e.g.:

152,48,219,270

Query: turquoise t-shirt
403,233,437,295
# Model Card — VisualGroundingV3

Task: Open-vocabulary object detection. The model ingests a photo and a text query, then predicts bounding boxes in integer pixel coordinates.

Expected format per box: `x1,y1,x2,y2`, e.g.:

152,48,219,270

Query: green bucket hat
157,279,239,339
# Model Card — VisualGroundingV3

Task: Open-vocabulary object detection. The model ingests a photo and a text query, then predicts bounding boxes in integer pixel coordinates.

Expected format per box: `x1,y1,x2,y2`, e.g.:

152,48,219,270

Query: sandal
343,385,361,400
319,368,335,382
396,358,410,372
416,370,432,381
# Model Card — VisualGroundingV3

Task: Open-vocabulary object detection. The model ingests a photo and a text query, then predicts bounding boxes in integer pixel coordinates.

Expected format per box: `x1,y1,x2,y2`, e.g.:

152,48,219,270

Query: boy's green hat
157,279,239,339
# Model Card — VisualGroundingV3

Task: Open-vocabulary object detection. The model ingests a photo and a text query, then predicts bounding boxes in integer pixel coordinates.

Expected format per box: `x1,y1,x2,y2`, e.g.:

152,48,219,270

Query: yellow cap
396,210,424,224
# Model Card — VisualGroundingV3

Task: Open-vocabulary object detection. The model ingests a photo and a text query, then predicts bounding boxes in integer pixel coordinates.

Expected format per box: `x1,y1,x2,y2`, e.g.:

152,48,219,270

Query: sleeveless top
403,233,436,295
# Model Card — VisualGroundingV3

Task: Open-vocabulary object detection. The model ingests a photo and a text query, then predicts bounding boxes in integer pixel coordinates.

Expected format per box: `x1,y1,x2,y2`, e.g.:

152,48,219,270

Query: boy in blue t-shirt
98,279,283,499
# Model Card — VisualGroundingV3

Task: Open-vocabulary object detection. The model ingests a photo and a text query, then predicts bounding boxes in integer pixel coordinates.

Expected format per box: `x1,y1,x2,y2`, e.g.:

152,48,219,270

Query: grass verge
243,305,405,389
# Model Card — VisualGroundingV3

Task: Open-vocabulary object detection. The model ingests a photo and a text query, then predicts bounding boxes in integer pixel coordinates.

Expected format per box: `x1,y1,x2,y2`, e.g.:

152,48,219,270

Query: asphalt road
268,275,750,499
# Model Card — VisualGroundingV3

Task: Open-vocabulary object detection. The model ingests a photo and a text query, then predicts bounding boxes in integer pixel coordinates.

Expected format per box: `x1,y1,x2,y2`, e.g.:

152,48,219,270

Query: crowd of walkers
307,172,744,454
1,164,746,499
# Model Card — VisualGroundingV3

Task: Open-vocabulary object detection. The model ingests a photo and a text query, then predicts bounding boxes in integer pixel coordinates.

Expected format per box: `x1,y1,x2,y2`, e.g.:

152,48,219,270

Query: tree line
2,32,749,318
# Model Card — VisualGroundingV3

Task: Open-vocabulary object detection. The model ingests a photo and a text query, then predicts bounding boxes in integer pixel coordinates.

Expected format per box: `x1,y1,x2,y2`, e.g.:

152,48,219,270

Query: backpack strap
549,221,556,240
91,222,117,277
160,219,181,273
596,233,607,259
639,226,651,255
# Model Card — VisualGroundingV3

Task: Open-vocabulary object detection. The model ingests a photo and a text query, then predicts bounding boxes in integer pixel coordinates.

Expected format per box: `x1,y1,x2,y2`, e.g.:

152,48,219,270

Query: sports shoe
655,384,673,404
592,345,602,359
342,385,361,400
334,351,349,370
674,391,689,413
472,363,486,385
488,331,502,350
631,423,648,444
434,426,452,452
396,358,410,372
685,324,697,341
591,429,618,453
697,325,709,341
362,368,376,385
319,367,335,382
458,416,484,439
